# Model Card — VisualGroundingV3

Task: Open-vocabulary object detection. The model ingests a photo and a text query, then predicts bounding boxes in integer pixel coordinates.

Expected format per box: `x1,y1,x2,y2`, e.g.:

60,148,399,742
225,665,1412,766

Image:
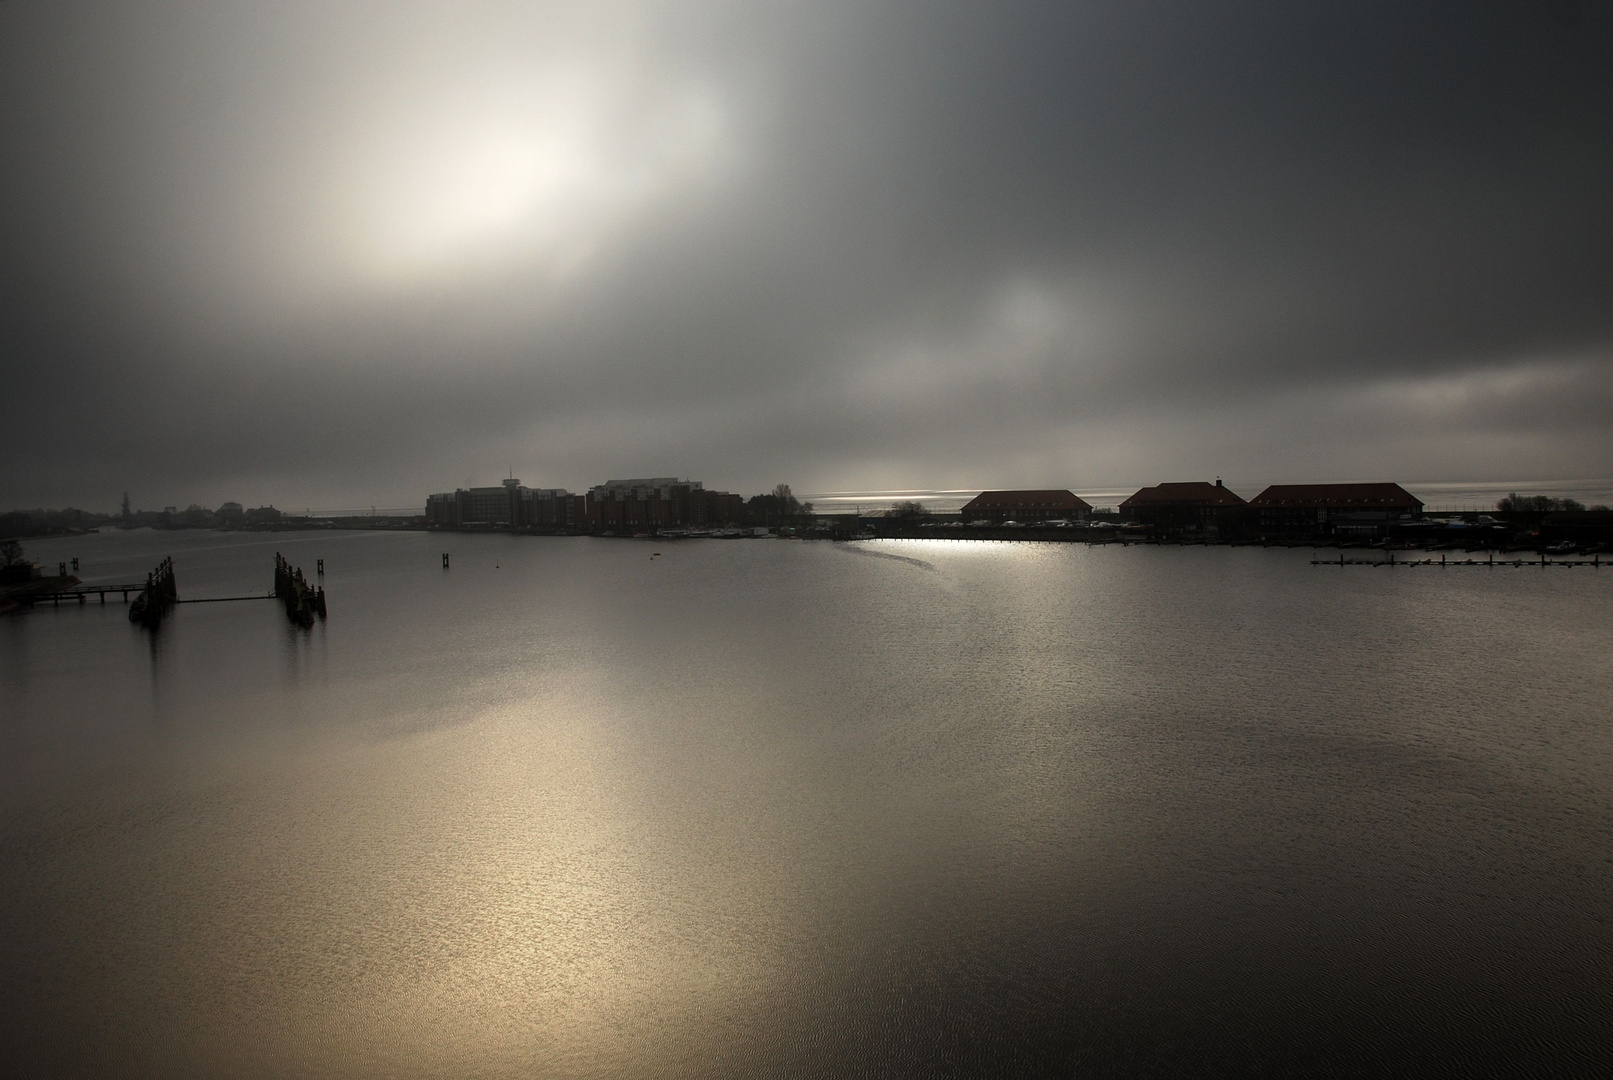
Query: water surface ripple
2,530,1610,1077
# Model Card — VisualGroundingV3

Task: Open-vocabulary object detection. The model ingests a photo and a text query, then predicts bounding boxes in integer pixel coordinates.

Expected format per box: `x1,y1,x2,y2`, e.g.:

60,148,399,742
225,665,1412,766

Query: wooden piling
128,558,177,629
273,553,326,627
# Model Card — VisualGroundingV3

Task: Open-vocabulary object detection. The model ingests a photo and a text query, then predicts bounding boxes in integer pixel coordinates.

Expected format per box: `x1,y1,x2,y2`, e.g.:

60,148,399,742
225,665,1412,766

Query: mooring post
1441,553,1445,567
58,562,66,576
442,553,450,568
316,559,324,577
71,558,79,572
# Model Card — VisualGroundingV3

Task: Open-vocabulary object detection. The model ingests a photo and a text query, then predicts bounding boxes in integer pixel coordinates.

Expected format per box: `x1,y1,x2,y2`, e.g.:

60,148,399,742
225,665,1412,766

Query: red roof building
1120,480,1246,536
1247,483,1423,537
959,490,1091,523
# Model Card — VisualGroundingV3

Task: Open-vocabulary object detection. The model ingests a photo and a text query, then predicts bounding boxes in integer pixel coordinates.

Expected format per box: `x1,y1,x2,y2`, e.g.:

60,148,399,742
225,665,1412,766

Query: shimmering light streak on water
2,530,1611,1077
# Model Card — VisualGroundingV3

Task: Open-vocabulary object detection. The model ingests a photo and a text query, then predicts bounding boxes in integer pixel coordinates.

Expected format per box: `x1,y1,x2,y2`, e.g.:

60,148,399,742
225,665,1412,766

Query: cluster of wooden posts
127,557,176,628
273,553,327,627
13,553,330,629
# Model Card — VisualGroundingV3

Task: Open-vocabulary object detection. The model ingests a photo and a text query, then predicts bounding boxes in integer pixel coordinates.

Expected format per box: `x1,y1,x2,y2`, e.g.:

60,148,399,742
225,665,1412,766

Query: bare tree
747,484,808,528
1,539,23,567
1498,493,1585,522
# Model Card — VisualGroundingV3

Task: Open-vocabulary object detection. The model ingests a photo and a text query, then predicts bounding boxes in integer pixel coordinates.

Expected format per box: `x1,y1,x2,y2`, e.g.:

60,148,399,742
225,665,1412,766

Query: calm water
3,529,1611,1077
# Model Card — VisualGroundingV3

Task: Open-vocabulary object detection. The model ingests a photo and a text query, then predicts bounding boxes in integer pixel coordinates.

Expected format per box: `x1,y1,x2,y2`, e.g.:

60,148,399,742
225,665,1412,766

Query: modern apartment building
584,478,743,530
425,479,583,529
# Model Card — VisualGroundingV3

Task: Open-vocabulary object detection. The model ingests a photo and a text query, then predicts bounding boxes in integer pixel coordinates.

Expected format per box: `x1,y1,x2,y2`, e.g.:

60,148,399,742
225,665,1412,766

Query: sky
2,1,1611,512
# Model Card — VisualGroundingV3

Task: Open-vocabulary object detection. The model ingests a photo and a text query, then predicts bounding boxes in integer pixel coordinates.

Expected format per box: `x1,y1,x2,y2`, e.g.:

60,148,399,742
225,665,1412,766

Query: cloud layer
2,1,1610,509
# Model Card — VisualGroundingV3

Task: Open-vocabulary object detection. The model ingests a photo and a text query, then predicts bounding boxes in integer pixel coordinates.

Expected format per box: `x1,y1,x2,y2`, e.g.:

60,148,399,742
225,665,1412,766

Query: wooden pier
175,593,276,604
1312,550,1602,568
17,581,150,606
10,556,314,621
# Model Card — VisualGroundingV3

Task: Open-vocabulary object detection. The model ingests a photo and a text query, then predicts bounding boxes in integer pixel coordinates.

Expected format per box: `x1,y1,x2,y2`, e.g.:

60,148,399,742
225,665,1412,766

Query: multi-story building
426,479,522,527
585,478,743,531
520,488,586,529
1120,480,1246,536
427,476,741,531
426,479,583,529
1247,483,1423,538
958,490,1092,524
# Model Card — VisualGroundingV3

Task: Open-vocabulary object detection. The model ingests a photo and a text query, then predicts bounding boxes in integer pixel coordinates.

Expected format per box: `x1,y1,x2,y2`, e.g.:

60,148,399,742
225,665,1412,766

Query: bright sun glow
352,67,727,284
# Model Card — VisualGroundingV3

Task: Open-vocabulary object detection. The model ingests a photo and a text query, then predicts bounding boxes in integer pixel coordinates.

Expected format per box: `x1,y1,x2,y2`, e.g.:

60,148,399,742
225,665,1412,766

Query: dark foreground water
3,529,1611,1078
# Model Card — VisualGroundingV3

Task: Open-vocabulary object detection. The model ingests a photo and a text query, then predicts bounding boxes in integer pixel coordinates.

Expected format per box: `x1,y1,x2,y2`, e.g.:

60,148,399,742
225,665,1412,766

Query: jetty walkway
7,555,323,623
18,581,151,605
1311,551,1602,568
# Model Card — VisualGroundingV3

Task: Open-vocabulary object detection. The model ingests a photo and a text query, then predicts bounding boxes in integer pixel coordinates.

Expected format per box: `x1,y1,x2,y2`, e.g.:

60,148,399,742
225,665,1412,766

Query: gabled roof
1121,482,1245,508
960,489,1093,510
1247,483,1422,508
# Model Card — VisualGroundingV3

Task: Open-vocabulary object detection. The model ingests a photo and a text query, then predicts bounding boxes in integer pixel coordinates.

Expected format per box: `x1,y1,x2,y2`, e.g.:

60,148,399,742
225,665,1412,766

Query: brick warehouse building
1120,480,1247,537
959,490,1092,524
584,479,744,531
425,479,585,529
1247,483,1423,538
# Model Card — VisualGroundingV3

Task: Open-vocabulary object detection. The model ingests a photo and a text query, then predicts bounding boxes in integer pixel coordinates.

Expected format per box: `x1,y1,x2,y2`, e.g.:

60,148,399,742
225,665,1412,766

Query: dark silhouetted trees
745,484,813,528
1498,493,1585,514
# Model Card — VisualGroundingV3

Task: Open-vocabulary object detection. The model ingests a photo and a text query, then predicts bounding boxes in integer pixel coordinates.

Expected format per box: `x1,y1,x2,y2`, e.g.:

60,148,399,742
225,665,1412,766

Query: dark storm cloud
2,1,1610,509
